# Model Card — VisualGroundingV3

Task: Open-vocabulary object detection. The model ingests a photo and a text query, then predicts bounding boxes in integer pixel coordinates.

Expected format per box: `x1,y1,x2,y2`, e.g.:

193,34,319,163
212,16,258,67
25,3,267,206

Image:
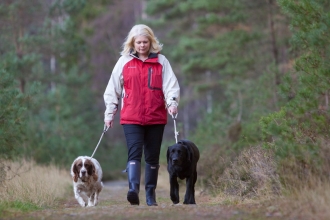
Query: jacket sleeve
103,57,124,121
161,56,180,108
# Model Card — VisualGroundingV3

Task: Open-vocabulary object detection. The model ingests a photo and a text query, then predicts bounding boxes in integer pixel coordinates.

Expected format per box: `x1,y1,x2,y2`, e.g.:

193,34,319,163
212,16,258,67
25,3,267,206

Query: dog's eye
177,150,181,154
77,164,82,167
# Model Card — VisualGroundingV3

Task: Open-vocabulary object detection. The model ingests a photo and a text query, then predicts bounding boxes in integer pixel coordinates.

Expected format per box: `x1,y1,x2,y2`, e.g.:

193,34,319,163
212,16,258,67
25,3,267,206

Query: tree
0,0,114,167
0,69,31,159
144,0,290,149
260,0,330,184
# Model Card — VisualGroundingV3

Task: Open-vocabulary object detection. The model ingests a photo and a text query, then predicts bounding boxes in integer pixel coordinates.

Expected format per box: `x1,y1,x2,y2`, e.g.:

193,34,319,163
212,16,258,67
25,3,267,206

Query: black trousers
123,124,165,165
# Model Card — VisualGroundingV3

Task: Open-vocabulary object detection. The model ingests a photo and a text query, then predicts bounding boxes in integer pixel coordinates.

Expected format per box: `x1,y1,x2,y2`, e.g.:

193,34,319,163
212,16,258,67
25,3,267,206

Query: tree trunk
268,0,280,84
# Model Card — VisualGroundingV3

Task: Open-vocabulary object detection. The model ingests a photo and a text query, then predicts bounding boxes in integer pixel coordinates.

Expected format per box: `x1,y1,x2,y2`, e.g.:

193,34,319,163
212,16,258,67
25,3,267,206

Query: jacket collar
130,51,158,62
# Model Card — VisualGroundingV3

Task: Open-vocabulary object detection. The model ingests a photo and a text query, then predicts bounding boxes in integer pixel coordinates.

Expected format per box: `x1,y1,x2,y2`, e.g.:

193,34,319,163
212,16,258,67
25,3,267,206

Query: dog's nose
81,171,86,176
172,159,178,163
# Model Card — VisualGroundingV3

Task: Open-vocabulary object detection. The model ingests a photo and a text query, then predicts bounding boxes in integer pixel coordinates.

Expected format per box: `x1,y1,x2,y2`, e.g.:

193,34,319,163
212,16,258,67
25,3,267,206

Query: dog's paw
87,200,96,207
170,195,179,204
183,200,196,205
79,202,87,207
171,200,180,204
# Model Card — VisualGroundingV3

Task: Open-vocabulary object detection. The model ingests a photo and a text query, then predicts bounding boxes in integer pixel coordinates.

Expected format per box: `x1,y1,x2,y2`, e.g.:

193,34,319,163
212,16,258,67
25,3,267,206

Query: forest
0,0,330,217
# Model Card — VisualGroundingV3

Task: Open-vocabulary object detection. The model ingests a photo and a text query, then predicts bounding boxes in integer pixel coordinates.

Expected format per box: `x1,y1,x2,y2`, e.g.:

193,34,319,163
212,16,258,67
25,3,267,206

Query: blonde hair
120,24,163,56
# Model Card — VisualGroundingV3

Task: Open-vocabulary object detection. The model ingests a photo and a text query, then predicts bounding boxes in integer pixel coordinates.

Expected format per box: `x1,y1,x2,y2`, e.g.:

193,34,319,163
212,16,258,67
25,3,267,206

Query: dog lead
171,113,179,143
90,124,109,159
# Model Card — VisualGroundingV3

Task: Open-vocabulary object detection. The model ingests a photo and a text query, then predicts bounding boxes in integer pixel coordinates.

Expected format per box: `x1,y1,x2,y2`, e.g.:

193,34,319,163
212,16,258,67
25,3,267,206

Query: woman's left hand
168,106,178,115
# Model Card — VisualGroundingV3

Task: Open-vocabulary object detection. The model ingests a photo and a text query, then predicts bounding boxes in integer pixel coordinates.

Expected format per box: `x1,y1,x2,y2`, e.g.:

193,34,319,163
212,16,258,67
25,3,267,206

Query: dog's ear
92,163,98,181
86,159,98,181
178,140,194,163
183,144,193,163
73,162,79,182
93,172,98,181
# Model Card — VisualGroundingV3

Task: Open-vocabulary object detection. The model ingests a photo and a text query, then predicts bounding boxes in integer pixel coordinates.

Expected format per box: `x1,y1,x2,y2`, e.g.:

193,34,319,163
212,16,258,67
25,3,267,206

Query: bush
209,146,281,200
0,69,28,159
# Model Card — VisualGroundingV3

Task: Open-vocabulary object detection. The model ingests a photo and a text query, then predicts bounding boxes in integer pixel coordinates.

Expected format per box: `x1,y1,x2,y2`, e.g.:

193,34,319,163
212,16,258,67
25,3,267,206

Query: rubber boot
145,163,159,206
126,160,141,205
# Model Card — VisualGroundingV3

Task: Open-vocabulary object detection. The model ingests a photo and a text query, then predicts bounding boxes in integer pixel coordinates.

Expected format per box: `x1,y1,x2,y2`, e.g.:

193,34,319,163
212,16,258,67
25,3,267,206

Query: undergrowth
0,159,71,217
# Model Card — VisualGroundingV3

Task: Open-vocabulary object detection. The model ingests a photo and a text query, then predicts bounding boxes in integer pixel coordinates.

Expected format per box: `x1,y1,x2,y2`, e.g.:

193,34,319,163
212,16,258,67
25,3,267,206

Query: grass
205,146,281,200
0,200,41,213
0,159,71,216
197,142,330,219
275,181,330,219
1,144,330,219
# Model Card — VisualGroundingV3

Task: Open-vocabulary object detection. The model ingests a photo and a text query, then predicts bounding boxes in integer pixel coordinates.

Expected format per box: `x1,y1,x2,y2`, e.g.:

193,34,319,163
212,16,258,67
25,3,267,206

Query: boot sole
127,191,139,205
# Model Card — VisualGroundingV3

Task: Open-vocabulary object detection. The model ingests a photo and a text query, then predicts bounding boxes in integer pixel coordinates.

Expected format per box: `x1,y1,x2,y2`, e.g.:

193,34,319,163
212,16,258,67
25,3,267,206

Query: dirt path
4,173,282,220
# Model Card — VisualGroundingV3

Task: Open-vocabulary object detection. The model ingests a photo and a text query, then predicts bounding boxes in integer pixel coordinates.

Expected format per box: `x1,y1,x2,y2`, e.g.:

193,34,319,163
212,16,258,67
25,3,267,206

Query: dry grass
273,181,330,220
211,146,281,201
198,140,330,218
0,160,71,209
157,146,282,206
156,139,330,218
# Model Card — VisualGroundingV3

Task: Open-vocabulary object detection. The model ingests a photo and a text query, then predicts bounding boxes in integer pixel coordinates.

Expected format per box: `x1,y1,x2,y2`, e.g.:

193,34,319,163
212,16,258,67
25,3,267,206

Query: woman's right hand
104,120,113,128
167,105,178,115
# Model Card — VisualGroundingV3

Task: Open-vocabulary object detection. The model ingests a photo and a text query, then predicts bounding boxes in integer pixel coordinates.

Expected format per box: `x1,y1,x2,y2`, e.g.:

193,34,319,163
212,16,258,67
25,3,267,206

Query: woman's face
134,35,150,57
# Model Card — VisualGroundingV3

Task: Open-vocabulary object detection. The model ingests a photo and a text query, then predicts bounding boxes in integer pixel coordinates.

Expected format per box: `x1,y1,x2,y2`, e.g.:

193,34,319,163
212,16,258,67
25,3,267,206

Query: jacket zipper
148,67,161,90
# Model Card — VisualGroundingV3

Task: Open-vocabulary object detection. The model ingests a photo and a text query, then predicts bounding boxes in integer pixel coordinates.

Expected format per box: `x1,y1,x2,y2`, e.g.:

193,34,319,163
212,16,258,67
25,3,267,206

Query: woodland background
1,0,329,199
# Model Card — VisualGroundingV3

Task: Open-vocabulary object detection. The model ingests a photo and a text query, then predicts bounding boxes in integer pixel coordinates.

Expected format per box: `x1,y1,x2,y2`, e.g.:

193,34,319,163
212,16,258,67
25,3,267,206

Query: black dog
167,139,200,204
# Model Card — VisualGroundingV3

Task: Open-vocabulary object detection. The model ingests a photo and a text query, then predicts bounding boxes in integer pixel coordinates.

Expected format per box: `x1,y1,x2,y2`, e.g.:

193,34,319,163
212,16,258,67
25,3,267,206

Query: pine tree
261,0,330,174
0,69,29,159
0,0,112,166
145,0,290,149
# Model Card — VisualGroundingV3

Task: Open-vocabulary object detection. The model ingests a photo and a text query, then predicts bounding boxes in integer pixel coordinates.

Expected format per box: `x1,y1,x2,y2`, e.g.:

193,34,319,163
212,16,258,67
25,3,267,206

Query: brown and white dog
70,156,103,207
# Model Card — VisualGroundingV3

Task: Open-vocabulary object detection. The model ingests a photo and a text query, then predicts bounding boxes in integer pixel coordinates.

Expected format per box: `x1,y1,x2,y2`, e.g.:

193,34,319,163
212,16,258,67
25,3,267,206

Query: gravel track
3,174,282,220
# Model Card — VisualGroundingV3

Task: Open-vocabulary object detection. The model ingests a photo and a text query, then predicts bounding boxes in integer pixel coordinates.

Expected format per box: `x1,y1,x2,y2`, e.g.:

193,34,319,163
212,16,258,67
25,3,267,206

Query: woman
103,24,180,206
